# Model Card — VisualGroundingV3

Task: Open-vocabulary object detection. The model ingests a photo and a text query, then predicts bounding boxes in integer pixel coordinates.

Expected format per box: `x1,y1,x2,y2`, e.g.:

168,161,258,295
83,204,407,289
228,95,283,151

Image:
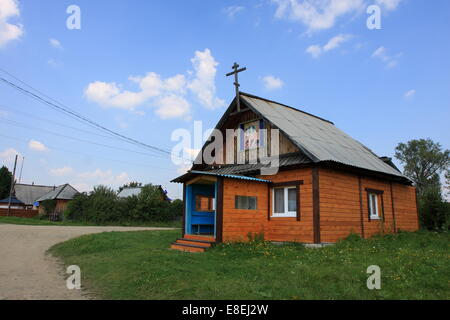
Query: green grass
0,216,181,228
49,230,450,300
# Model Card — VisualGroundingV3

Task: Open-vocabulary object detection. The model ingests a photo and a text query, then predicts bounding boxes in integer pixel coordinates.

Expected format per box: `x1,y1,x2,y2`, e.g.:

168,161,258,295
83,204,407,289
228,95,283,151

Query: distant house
14,183,55,210
35,184,79,215
0,195,26,209
117,185,171,202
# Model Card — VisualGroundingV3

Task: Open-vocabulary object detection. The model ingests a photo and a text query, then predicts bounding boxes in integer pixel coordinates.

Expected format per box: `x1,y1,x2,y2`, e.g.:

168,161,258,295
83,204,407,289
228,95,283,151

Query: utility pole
7,154,18,217
18,156,24,183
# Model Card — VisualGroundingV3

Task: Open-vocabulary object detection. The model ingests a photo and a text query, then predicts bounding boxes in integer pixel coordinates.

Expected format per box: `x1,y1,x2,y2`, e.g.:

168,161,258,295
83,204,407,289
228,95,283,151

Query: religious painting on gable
243,121,259,150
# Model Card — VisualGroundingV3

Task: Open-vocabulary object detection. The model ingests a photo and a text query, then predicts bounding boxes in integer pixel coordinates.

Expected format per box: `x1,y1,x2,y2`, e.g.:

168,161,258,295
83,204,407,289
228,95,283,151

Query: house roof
238,92,405,179
204,152,311,176
117,187,142,198
0,195,25,205
172,170,271,183
36,184,79,202
117,185,171,201
175,92,408,184
14,183,55,205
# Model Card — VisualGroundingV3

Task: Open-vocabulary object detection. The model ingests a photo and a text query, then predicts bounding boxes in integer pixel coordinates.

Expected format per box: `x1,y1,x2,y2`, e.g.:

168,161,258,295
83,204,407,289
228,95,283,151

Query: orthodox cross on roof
226,62,246,112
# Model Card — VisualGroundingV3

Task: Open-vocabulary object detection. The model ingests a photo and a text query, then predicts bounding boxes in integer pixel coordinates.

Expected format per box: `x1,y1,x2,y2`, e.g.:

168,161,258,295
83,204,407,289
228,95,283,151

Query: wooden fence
0,209,39,218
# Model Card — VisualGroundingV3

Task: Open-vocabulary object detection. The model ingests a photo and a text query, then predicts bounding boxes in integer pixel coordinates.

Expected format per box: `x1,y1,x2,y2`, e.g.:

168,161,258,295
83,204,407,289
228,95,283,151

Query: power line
0,104,124,142
0,118,182,160
0,70,182,158
0,133,176,171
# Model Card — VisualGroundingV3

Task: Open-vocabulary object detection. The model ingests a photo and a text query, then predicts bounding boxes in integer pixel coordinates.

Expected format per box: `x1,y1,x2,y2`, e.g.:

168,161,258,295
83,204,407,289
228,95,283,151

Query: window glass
369,193,379,218
274,188,285,213
288,188,297,212
235,196,257,210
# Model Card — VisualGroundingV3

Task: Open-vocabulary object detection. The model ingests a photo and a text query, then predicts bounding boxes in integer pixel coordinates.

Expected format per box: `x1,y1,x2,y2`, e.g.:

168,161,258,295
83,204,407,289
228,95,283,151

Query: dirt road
0,224,175,300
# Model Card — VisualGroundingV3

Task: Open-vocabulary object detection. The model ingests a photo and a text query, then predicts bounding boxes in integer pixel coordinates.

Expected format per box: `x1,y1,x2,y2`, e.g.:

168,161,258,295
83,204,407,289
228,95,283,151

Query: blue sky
0,0,449,199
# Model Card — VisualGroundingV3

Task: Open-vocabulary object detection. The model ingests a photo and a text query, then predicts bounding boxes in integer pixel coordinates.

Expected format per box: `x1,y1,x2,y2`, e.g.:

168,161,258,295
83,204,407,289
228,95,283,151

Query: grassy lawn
0,216,181,228
49,230,450,300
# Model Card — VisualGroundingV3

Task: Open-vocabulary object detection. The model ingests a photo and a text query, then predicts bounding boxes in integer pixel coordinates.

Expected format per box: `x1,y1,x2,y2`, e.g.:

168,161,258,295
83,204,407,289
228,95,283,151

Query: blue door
186,184,215,235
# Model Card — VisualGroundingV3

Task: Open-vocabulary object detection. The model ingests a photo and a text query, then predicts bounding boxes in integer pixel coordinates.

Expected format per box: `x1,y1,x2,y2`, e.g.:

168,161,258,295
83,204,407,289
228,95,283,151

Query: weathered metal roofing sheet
189,170,271,183
117,187,142,198
240,93,405,178
0,195,25,205
172,170,271,183
205,152,311,175
36,184,78,202
14,184,55,205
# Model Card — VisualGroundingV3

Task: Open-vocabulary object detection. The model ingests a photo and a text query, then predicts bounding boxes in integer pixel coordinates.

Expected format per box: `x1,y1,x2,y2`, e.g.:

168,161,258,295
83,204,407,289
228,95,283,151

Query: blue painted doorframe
185,183,216,236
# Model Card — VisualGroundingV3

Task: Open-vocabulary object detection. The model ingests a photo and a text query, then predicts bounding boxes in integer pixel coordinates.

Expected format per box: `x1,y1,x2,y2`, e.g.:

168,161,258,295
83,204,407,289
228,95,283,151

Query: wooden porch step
170,243,206,253
176,238,214,247
183,234,215,242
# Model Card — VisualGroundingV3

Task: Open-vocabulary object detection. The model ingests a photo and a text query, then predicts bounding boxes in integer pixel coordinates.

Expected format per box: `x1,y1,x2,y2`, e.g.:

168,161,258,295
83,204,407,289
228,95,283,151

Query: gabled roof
238,92,405,178
14,184,55,205
36,184,79,202
182,92,408,183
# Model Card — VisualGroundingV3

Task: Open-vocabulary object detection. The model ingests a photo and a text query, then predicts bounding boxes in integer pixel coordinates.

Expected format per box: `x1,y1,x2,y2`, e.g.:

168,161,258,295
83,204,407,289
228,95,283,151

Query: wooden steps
170,235,216,253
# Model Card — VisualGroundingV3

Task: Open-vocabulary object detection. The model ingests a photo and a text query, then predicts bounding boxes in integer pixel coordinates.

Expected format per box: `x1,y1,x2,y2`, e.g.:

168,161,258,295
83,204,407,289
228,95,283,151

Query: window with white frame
272,187,297,217
368,193,380,219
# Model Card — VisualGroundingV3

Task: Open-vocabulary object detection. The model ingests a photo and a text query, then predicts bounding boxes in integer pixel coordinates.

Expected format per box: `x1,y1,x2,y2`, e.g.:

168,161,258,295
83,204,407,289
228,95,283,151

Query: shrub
65,184,178,224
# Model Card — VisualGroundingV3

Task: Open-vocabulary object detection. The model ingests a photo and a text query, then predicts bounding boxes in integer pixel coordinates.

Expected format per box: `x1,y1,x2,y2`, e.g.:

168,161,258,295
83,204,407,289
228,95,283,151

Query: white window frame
271,187,297,218
368,193,380,220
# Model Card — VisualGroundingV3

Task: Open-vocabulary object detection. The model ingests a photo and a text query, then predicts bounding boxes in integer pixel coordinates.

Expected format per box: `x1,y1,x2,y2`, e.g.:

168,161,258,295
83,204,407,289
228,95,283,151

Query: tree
0,166,12,200
395,139,450,195
445,169,450,198
418,174,449,230
118,181,142,192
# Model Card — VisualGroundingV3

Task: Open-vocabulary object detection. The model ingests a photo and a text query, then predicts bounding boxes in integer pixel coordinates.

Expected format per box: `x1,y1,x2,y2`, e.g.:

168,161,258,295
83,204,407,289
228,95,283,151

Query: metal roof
117,187,142,198
240,92,405,178
36,184,79,202
0,195,25,205
14,184,55,205
204,152,311,175
172,170,271,183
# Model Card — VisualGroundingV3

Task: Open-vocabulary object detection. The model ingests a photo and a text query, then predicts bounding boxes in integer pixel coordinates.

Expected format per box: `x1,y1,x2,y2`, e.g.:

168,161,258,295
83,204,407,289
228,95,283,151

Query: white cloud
155,95,191,120
273,0,364,33
49,166,74,177
49,38,63,50
28,140,48,152
371,46,401,68
71,183,90,193
323,34,352,51
0,0,23,47
184,147,200,161
78,169,130,188
84,49,224,118
306,44,322,58
404,89,416,99
261,75,284,90
187,49,225,109
0,147,20,163
306,34,352,58
223,6,245,18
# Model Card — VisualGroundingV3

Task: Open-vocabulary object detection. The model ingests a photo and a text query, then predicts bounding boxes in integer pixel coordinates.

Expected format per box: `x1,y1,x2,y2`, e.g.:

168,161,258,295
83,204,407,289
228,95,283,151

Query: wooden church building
172,85,419,252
